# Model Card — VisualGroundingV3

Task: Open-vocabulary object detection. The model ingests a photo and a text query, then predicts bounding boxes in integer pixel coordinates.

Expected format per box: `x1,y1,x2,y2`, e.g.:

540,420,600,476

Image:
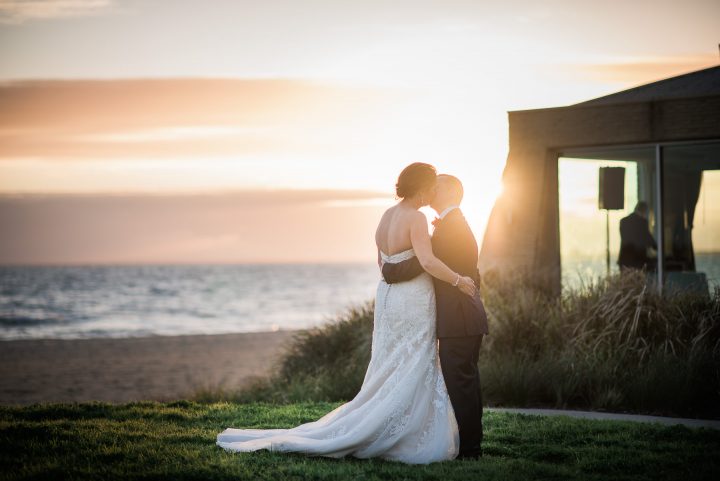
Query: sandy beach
0,330,300,406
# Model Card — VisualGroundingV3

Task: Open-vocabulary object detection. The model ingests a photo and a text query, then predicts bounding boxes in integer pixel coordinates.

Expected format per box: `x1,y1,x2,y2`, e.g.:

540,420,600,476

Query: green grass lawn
1,401,718,481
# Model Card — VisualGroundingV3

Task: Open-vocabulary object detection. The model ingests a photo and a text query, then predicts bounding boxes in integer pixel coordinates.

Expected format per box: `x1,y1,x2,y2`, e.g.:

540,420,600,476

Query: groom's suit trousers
439,334,483,457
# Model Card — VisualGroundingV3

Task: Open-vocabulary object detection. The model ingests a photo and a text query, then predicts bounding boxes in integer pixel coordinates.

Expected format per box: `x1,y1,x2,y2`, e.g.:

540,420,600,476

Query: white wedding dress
216,248,459,464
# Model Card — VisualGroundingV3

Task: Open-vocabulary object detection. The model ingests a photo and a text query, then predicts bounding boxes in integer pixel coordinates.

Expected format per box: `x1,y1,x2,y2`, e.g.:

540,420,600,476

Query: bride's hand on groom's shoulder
458,276,476,296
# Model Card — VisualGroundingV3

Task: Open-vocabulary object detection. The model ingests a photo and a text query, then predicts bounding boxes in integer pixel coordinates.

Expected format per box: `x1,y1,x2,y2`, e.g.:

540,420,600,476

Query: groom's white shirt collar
438,205,460,220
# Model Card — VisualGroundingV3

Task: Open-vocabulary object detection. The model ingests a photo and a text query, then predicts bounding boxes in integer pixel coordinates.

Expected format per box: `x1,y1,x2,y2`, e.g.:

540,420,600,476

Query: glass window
558,146,658,290
663,142,720,294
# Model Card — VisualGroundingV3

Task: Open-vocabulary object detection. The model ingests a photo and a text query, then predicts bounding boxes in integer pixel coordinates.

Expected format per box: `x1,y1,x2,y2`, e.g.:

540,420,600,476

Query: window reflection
558,141,720,295
558,146,657,290
663,142,720,294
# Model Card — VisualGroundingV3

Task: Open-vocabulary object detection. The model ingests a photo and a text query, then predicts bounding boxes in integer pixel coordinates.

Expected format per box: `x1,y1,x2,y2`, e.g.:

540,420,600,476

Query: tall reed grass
193,270,719,418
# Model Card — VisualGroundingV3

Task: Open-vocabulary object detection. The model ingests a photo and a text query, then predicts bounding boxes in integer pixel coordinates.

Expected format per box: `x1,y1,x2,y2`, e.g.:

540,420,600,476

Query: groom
382,174,489,459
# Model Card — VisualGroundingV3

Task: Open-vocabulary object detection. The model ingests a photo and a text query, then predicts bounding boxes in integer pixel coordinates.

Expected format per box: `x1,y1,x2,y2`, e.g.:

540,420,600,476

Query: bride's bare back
375,204,425,256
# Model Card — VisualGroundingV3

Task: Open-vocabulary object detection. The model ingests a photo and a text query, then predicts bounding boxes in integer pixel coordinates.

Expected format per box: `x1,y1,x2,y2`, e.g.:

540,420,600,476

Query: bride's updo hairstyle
395,162,437,199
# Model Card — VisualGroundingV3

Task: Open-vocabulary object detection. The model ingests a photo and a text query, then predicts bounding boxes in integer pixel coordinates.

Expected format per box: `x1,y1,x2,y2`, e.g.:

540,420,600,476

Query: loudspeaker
598,167,625,210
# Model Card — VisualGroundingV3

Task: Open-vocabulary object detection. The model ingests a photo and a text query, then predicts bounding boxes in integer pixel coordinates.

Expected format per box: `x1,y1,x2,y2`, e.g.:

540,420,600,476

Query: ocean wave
0,264,380,339
0,315,72,327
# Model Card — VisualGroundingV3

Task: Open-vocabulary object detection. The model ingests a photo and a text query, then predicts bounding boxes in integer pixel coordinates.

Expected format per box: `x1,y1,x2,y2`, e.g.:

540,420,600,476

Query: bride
216,162,477,464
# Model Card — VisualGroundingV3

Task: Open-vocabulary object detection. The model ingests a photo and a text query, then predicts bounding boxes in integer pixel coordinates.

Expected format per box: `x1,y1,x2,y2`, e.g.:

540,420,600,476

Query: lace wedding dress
216,248,459,464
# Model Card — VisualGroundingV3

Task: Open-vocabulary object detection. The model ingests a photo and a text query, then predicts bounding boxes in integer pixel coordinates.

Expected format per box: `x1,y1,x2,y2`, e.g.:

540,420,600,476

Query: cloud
0,189,392,264
555,54,719,86
74,126,272,143
0,78,394,160
0,0,118,24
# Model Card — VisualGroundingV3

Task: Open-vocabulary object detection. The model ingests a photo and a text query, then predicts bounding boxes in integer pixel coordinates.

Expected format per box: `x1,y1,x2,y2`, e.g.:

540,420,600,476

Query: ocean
0,263,380,340
2,255,718,340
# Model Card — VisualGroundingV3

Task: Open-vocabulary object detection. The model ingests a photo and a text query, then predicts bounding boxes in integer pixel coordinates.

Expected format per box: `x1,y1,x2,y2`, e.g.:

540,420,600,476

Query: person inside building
618,201,658,271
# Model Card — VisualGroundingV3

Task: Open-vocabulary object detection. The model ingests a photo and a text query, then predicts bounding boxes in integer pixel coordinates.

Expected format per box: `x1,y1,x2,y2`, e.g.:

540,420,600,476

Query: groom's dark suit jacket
382,208,489,338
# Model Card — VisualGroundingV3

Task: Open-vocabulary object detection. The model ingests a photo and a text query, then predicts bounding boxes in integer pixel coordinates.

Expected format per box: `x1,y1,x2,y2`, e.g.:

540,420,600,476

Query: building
479,65,720,295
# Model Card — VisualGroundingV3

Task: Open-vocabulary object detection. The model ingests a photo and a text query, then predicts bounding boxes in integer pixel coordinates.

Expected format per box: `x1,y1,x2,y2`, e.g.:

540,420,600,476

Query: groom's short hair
438,174,463,202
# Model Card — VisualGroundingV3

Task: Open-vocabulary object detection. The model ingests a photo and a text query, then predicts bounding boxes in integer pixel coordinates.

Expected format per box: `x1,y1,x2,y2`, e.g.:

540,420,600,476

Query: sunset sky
0,0,718,264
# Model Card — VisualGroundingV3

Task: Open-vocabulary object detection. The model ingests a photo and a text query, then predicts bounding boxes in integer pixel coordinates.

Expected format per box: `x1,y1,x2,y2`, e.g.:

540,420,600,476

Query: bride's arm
409,212,475,294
